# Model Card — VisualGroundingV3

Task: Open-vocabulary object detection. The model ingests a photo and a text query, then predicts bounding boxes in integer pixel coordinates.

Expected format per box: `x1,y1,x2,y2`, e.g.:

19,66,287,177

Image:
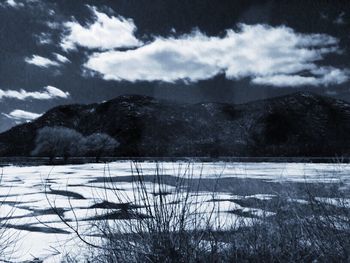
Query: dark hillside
0,92,350,157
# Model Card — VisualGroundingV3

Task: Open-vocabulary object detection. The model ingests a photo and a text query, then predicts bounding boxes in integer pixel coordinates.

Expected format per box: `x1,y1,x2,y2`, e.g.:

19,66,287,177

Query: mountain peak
107,94,157,104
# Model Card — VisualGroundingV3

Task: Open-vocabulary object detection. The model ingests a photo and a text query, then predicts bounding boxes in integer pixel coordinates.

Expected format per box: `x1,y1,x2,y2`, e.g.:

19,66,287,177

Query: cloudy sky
0,0,349,131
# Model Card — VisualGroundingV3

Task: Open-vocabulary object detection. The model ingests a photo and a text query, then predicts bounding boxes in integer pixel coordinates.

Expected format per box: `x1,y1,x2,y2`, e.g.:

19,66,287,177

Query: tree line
31,126,119,162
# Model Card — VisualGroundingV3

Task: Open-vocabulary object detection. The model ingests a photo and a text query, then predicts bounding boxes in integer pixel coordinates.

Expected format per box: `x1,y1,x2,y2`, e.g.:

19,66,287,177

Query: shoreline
0,156,349,166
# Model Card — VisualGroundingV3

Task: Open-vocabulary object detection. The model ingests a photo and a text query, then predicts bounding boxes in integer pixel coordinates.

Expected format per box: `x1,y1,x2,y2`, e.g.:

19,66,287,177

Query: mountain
0,92,350,157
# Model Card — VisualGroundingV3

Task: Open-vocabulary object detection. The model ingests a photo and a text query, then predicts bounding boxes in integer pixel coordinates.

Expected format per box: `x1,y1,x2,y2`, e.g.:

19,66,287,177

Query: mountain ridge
0,92,349,157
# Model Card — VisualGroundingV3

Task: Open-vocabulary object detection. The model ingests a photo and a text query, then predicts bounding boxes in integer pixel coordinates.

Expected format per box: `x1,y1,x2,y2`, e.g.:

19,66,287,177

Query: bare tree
83,133,120,162
31,126,85,163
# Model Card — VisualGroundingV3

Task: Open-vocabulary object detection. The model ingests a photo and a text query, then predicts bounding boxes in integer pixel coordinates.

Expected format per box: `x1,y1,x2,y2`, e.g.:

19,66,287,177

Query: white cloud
252,68,350,87
43,85,70,98
6,0,17,7
47,21,61,30
2,0,24,8
84,24,349,87
54,53,70,63
25,53,70,68
61,6,141,51
3,110,42,122
252,75,319,87
0,86,70,100
2,0,40,8
25,55,60,68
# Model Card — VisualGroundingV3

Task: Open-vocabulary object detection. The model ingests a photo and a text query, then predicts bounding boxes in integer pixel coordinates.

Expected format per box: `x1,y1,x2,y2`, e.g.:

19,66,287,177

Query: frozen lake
0,161,350,262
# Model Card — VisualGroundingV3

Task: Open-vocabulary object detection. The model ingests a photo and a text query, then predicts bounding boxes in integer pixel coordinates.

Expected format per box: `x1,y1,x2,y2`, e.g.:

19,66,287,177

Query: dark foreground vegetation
53,163,350,263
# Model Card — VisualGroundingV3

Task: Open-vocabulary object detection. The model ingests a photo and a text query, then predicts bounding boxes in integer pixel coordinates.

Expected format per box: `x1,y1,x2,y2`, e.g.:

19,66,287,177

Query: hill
0,92,349,157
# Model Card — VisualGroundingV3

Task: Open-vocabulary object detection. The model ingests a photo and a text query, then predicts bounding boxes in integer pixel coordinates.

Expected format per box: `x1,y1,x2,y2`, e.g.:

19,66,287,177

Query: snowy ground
0,161,350,262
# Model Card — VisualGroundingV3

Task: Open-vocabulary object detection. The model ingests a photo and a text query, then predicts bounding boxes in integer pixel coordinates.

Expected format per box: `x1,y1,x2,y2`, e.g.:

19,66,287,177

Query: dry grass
58,162,350,263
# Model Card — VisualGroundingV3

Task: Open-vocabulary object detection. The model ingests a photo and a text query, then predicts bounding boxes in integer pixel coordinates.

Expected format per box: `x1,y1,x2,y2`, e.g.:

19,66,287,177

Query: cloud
1,0,24,8
3,109,42,122
54,53,70,63
252,68,350,87
25,53,70,68
42,85,70,98
36,32,53,45
0,86,70,100
6,0,18,7
1,0,42,8
61,6,141,51
84,24,349,87
25,55,60,68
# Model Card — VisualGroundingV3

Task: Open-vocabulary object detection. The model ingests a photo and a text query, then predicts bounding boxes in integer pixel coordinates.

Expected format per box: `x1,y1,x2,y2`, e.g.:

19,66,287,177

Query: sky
0,0,349,131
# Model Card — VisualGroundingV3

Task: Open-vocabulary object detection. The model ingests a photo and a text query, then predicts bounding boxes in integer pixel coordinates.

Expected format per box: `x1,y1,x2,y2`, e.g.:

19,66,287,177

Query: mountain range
0,92,349,157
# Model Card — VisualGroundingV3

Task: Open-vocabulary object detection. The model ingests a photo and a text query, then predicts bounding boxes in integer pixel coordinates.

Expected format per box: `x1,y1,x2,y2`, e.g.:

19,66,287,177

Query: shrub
83,133,120,162
32,127,120,163
31,126,86,162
